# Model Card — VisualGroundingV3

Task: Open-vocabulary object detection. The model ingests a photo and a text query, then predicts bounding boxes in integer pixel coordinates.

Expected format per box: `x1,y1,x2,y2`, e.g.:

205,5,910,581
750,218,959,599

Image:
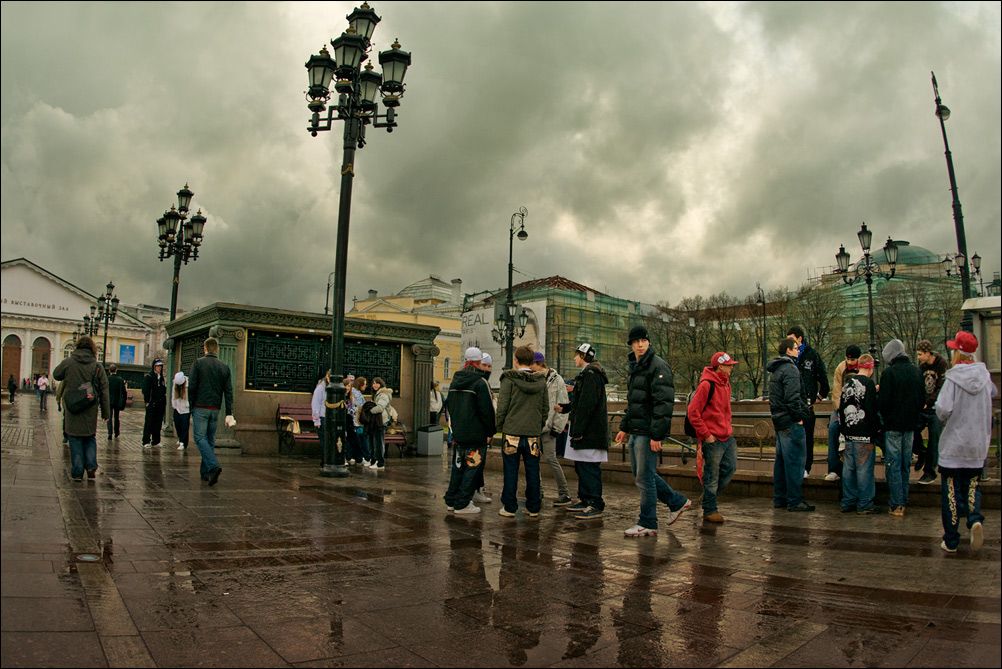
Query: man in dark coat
189,337,235,487
443,347,496,514
877,339,925,517
52,336,110,481
106,363,128,440
913,339,949,485
768,338,814,512
141,358,167,447
615,326,691,537
786,326,830,478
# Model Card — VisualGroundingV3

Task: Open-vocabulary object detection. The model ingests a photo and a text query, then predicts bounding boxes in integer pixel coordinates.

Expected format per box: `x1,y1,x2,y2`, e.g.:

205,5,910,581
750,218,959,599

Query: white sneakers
803,470,810,479
472,489,492,504
624,525,657,537
971,521,984,551
454,503,481,515
368,463,385,470
824,472,840,481
361,459,371,467
665,499,692,526
177,443,185,450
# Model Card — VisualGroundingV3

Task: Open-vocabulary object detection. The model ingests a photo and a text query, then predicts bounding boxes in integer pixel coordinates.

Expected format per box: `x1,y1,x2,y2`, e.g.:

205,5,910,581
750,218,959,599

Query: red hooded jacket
686,367,733,441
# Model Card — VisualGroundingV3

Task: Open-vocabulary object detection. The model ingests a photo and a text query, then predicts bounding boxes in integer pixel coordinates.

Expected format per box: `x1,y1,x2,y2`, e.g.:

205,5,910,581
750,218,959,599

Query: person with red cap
934,331,997,553
687,352,739,523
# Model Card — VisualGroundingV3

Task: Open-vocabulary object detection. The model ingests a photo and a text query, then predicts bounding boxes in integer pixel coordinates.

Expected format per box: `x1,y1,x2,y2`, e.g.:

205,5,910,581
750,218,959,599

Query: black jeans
803,407,817,474
107,408,121,438
574,461,604,510
444,442,486,509
143,404,165,445
173,410,190,446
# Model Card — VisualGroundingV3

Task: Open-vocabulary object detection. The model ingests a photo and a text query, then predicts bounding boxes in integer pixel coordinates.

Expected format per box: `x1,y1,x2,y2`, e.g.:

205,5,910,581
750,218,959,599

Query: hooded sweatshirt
935,362,998,469
52,348,110,436
686,367,733,442
495,368,548,437
877,339,924,431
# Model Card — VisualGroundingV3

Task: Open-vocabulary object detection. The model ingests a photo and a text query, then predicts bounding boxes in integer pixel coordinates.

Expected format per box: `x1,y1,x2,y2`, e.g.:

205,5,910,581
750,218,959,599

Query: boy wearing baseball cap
686,352,739,523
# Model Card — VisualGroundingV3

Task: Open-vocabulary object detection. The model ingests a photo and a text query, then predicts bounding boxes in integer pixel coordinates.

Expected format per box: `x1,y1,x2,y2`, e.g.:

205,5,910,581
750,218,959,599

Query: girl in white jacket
172,372,190,451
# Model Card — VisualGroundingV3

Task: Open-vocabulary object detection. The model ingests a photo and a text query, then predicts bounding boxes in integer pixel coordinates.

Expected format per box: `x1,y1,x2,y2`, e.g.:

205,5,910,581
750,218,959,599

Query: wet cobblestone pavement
2,400,1000,667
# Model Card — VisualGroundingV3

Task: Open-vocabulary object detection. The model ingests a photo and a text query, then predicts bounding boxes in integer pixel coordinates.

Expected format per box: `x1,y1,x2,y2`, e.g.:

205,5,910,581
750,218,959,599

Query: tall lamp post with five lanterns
303,1,411,477
835,222,898,365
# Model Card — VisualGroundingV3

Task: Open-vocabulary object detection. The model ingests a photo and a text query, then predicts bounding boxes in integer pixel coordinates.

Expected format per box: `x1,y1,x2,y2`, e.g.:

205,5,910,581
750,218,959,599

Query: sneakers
552,495,573,507
472,489,492,504
348,459,356,465
445,505,454,512
207,467,222,487
361,459,371,467
528,511,539,518
177,443,185,450
888,506,905,517
368,463,385,470
566,500,588,512
971,521,984,551
787,501,816,512
86,468,96,479
454,503,481,515
940,540,957,553
575,506,603,519
624,524,657,537
856,507,883,515
143,443,151,449
824,472,840,481
803,470,810,479
665,499,692,526
917,474,937,485
71,475,83,482
498,508,516,517
703,512,724,523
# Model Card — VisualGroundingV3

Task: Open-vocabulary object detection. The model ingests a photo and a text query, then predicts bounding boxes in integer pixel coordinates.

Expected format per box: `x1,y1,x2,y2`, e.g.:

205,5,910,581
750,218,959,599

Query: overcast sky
2,1,999,316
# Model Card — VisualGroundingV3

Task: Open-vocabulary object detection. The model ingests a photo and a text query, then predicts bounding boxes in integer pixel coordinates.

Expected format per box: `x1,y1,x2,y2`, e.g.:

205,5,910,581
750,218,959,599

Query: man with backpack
686,352,739,523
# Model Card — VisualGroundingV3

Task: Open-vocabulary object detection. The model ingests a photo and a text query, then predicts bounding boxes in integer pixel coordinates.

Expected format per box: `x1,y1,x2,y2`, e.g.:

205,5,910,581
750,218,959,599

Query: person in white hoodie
935,331,997,553
172,372,190,451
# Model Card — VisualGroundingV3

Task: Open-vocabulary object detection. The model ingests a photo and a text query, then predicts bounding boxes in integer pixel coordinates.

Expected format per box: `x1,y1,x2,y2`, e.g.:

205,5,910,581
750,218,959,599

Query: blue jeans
915,409,943,477
701,436,737,514
68,435,97,479
940,467,984,550
192,408,220,477
628,434,688,530
841,439,875,511
827,414,842,474
500,436,541,514
445,442,486,510
574,461,604,510
355,427,370,461
883,430,913,509
773,424,807,507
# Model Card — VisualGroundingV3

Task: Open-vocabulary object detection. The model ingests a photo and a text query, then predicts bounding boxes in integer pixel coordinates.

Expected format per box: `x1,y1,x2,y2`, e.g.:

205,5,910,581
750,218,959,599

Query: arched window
31,337,51,378
2,334,22,384
63,342,75,359
443,357,451,379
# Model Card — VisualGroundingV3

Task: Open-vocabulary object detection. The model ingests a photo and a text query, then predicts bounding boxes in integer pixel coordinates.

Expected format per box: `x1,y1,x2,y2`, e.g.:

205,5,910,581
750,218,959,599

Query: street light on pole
755,283,768,394
303,1,411,477
95,281,120,363
835,222,898,366
491,207,528,370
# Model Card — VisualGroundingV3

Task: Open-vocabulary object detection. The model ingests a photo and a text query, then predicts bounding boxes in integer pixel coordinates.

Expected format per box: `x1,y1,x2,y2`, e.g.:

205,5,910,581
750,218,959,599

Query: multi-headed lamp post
491,207,528,370
836,222,898,363
754,283,768,390
94,282,120,363
303,1,411,477
943,251,983,297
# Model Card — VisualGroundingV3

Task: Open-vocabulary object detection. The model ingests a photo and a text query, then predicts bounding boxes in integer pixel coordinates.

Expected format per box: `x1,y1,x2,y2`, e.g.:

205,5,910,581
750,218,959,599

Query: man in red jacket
687,352,739,523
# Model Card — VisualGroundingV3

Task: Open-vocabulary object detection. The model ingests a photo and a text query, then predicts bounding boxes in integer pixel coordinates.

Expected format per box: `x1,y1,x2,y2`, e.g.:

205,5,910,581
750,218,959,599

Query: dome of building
855,240,940,269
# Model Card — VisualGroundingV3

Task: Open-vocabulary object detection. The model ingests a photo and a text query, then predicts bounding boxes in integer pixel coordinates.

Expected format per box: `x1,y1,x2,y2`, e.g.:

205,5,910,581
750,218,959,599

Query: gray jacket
543,368,570,434
936,362,998,469
53,348,110,436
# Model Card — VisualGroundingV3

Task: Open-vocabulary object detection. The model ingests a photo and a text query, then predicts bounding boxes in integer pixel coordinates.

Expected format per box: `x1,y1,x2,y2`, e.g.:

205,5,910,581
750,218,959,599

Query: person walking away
768,338,814,512
52,336,109,481
351,376,371,466
495,346,548,518
367,377,392,470
55,379,69,445
530,351,571,506
430,380,444,426
311,370,330,465
7,374,17,403
785,326,829,478
555,343,608,519
838,354,882,515
141,359,167,447
826,345,861,481
172,372,191,450
36,372,50,411
877,339,925,517
935,331,997,553
687,352,740,523
914,340,949,485
616,326,691,537
443,347,496,514
106,363,128,440
188,337,235,486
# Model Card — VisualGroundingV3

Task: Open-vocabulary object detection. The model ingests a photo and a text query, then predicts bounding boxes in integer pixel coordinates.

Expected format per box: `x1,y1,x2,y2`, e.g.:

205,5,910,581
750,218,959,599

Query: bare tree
787,283,846,375
929,281,965,353
874,279,934,355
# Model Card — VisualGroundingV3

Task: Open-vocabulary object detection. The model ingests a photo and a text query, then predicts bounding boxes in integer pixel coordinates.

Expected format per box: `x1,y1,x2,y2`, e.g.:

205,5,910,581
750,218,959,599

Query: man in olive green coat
495,345,548,517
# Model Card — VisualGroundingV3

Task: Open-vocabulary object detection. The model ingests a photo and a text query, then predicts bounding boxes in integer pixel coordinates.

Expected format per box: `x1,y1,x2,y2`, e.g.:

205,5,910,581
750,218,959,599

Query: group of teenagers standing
311,372,394,470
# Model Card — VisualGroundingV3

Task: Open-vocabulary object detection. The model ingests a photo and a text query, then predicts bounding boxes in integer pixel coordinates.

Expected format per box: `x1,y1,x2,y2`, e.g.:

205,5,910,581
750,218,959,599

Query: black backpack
683,380,715,438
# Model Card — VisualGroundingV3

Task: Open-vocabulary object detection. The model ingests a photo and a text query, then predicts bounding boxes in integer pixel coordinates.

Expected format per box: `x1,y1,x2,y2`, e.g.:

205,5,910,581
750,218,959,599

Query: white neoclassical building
1,258,152,383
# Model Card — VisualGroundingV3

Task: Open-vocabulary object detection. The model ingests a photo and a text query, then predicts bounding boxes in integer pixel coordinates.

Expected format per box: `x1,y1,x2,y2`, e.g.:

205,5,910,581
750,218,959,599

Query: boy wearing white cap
443,347,496,513
172,372,190,450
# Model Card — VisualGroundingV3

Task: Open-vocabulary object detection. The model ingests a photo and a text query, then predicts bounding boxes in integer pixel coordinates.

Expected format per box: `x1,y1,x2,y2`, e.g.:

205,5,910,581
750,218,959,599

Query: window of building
444,357,451,379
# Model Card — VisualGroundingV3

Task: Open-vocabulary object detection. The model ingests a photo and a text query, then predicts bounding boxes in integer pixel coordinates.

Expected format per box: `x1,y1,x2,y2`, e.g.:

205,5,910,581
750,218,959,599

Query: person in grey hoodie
495,345,548,517
935,331,997,553
877,339,925,517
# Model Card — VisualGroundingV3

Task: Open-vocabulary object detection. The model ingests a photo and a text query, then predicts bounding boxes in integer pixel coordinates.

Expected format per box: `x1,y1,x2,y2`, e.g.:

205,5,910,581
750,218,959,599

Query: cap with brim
946,331,978,354
710,352,739,367
464,346,483,362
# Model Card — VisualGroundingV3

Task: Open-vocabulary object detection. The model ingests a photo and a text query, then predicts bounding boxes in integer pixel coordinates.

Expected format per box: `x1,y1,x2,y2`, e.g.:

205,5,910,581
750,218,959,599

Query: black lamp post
324,271,336,315
943,251,983,297
836,223,898,363
931,72,973,332
755,283,768,392
303,1,411,477
94,281,120,363
491,207,528,370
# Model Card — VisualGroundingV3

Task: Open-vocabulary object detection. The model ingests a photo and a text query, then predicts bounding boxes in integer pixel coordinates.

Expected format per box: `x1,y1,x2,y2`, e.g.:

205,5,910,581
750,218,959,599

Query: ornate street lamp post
755,283,768,393
836,223,898,365
491,207,529,370
94,281,120,363
943,251,983,297
931,72,973,331
303,2,411,477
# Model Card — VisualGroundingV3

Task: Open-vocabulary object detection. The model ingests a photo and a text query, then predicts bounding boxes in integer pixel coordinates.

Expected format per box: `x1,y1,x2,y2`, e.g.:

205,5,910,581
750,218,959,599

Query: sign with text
461,299,546,386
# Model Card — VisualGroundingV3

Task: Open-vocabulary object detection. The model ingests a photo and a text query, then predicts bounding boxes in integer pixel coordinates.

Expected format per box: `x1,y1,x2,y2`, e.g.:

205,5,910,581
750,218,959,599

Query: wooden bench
276,403,319,457
384,422,411,458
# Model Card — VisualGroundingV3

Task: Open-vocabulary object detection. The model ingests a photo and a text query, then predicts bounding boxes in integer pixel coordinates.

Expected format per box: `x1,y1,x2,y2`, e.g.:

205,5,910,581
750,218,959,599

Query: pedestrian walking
529,351,571,507
935,331,996,553
106,363,128,440
36,372,50,411
826,345,862,481
189,337,235,486
7,374,17,403
172,372,190,450
52,336,109,481
877,339,925,517
768,338,814,512
443,347,496,514
914,339,949,485
495,346,548,517
554,343,609,519
785,326,829,478
838,354,882,515
367,377,393,470
141,359,167,447
687,351,740,523
616,326,692,537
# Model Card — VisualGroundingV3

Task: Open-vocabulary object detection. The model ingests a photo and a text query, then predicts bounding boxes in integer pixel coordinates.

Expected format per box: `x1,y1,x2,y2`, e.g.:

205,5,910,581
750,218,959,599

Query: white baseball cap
481,353,493,365
464,346,483,362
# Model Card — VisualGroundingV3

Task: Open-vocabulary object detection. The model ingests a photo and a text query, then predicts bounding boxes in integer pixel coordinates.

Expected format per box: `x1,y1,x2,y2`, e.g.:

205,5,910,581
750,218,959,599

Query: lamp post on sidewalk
755,283,768,392
491,207,528,370
302,1,411,477
836,223,898,365
95,281,120,363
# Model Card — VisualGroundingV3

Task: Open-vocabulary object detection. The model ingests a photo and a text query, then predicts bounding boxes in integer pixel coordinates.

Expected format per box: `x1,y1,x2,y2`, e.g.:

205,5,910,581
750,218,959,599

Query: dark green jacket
53,348,110,436
495,369,548,437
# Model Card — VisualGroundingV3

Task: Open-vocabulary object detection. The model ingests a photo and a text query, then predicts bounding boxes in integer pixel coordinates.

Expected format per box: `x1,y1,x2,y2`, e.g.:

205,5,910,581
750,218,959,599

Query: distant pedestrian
52,336,109,481
106,363,128,440
554,343,609,519
768,338,814,512
826,345,862,481
914,339,949,485
7,374,16,403
616,326,691,537
367,377,392,470
36,372,50,411
935,331,996,553
350,376,371,466
141,359,167,447
785,326,830,478
312,370,330,464
443,347,496,514
430,380,443,425
877,339,925,517
687,352,740,523
838,354,882,515
172,372,190,450
495,346,548,518
189,337,235,486
530,351,571,507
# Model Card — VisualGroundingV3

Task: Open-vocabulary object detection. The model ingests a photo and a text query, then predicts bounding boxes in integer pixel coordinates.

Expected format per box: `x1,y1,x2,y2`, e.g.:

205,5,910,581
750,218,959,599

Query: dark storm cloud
2,1,999,314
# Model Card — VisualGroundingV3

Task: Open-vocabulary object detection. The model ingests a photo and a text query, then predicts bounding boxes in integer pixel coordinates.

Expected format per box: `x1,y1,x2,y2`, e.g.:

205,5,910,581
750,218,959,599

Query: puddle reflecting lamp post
836,223,898,365
491,207,528,370
94,281,120,363
303,2,411,477
931,72,973,332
